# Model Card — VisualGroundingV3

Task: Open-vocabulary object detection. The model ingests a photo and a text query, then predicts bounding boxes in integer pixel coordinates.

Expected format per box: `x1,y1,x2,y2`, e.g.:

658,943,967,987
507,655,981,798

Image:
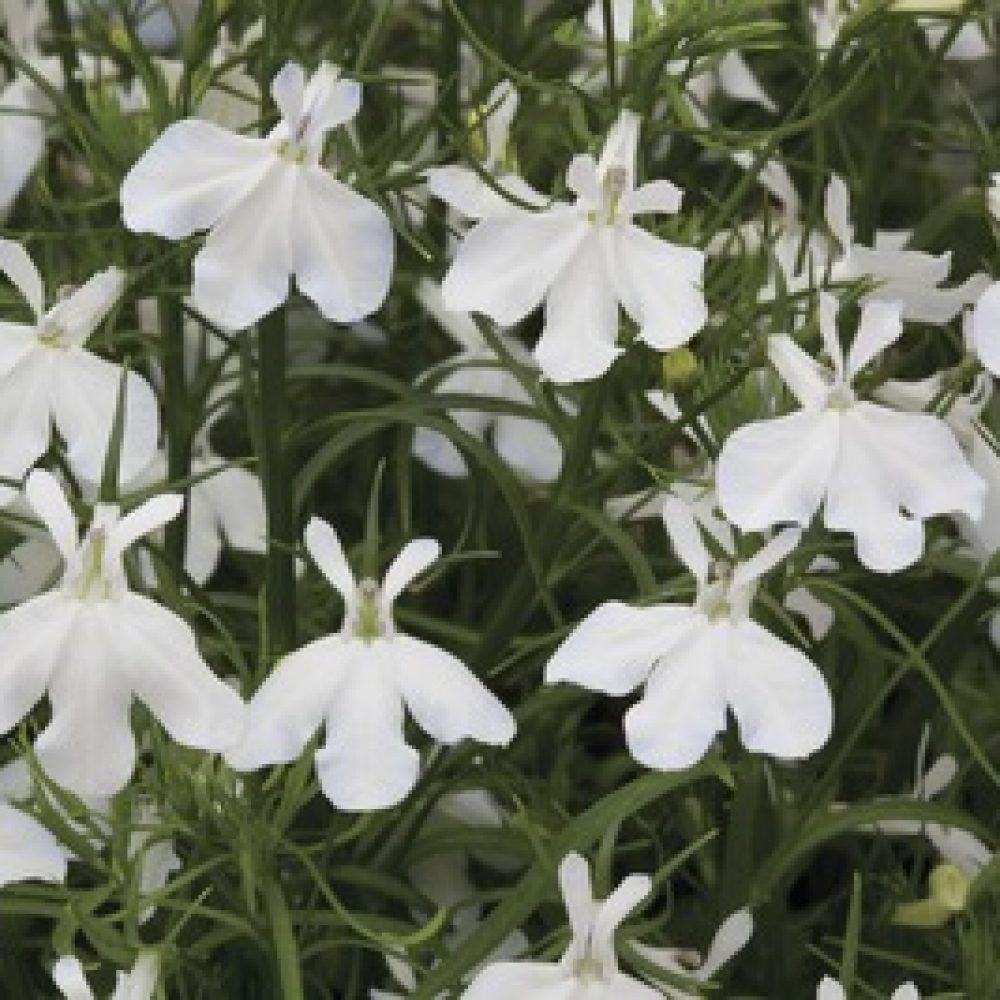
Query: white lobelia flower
0,0,63,217
426,80,547,222
717,293,985,573
52,952,158,1000
440,110,706,384
0,799,70,888
0,241,159,490
968,279,1000,380
817,976,918,1000
0,469,246,797
412,278,566,482
121,61,394,331
227,518,515,811
461,851,658,999
988,173,1000,224
871,726,993,878
632,909,753,1000
546,496,833,769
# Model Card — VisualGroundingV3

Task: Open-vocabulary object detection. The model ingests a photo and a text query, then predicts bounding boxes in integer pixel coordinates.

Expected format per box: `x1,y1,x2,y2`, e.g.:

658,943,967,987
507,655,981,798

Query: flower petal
382,538,440,605
462,961,568,999
442,211,589,327
304,517,355,600
115,595,246,752
25,468,77,560
291,168,394,323
592,873,652,971
559,851,595,945
0,537,62,606
34,609,137,797
52,351,159,485
535,232,621,383
661,495,711,583
201,464,266,555
426,166,546,220
47,267,125,347
545,601,698,697
817,977,846,1000
51,956,95,1000
316,644,419,810
731,527,802,591
846,299,903,381
121,120,274,239
107,494,183,563
0,802,69,887
767,334,829,411
0,84,48,218
0,592,75,733
0,349,54,481
724,620,832,759
227,636,346,770
611,224,706,351
270,62,306,128
0,238,43,318
302,63,361,139
598,109,641,187
971,280,1000,377
391,634,515,746
696,909,754,980
624,627,728,770
191,161,297,330
493,412,563,483
716,51,776,112
621,179,683,218
717,409,839,532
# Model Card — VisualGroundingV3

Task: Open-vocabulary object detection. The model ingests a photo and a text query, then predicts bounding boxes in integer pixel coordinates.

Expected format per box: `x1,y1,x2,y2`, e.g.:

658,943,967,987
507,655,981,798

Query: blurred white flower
441,110,706,383
818,977,918,1000
121,61,394,331
547,495,832,769
0,0,62,216
0,799,70,888
461,851,657,999
52,952,158,1000
0,240,159,490
871,726,993,878
633,909,753,999
0,469,246,797
717,293,985,572
968,280,1000,379
227,518,515,811
412,279,566,482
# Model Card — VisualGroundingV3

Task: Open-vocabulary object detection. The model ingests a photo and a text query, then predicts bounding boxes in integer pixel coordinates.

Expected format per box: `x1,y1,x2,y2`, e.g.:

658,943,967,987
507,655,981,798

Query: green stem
258,310,297,659
44,0,86,114
265,879,305,1000
160,287,189,576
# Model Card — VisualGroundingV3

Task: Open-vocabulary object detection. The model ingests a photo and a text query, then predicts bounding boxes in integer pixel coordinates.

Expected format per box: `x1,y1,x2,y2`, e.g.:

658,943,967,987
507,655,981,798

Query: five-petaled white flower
121,61,394,331
546,496,832,769
0,241,158,492
461,851,657,999
52,953,158,1000
717,293,985,573
0,469,246,797
818,976,918,1000
440,109,706,383
227,518,515,811
412,279,566,482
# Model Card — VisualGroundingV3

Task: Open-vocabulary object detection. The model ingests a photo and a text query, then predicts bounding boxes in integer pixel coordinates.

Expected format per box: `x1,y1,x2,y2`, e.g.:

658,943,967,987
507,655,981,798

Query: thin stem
160,285,190,576
44,0,86,113
258,309,297,659
265,879,305,1000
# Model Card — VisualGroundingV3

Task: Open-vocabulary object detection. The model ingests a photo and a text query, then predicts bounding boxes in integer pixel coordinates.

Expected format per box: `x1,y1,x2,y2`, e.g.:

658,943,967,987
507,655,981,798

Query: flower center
347,579,392,642
591,165,628,226
74,530,113,601
36,318,68,349
573,954,607,982
825,380,856,411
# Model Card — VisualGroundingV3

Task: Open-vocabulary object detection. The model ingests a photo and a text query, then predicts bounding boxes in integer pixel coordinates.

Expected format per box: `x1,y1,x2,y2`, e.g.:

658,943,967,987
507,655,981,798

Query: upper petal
47,267,125,347
382,538,440,605
304,517,356,600
724,620,833,760
292,168,393,323
767,335,829,411
0,238,43,319
971,281,1000,377
121,119,274,239
50,956,95,1000
391,634,515,746
716,410,840,532
25,467,77,560
846,299,903,381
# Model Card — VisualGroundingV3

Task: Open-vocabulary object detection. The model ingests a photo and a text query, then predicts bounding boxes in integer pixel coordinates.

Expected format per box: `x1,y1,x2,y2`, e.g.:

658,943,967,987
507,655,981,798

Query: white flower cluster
0,0,997,994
